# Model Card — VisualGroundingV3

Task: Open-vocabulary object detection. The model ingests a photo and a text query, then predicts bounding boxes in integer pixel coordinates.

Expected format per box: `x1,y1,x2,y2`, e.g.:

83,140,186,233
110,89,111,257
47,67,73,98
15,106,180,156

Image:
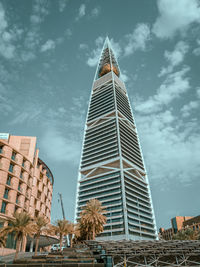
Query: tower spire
95,37,120,80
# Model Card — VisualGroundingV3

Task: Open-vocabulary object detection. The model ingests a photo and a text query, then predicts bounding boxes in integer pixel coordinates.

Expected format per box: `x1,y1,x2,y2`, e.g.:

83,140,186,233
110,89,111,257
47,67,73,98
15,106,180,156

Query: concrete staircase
0,244,105,266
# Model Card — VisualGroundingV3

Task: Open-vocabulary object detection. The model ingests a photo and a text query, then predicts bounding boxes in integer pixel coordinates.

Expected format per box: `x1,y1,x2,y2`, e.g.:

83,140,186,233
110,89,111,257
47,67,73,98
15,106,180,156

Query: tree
67,223,80,247
80,199,106,240
0,212,33,260
173,228,199,240
0,219,6,248
0,232,6,248
33,216,48,256
51,219,69,251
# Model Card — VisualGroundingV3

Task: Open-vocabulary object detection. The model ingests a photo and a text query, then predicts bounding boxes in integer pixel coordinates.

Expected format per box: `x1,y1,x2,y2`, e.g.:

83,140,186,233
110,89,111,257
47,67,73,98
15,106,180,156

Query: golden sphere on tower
98,63,119,77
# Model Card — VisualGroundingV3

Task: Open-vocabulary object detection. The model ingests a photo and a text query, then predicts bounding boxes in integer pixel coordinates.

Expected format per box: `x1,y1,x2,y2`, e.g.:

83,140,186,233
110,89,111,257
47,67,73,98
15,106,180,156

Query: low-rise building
159,215,200,240
0,133,54,250
183,215,200,231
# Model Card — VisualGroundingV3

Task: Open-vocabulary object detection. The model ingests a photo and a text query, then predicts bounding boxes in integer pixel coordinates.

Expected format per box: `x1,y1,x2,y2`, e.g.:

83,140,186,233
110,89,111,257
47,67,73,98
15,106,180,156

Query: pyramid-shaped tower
75,38,157,240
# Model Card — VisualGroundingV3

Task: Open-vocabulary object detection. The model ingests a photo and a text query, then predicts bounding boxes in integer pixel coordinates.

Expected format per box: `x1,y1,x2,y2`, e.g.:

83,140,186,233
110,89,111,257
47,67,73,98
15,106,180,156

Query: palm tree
0,233,6,248
0,212,33,260
0,219,6,248
51,219,69,251
80,199,106,240
67,223,80,247
33,216,48,256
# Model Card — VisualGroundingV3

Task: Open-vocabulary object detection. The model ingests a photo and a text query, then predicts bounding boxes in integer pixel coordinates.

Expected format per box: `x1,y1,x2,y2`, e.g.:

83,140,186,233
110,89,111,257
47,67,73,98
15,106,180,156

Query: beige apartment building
0,133,54,249
159,215,200,240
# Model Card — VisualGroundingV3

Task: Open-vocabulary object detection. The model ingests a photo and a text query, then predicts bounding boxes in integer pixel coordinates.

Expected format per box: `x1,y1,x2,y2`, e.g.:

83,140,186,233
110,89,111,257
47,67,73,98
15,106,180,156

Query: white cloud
76,4,86,21
40,97,86,163
0,82,12,113
22,0,49,60
197,87,200,98
180,87,200,117
79,4,86,17
30,0,49,24
40,128,81,163
193,47,200,56
91,7,100,18
79,43,88,50
110,38,122,58
40,39,56,52
10,105,42,125
124,23,151,56
86,36,104,67
95,36,104,46
165,41,189,67
181,101,199,117
120,70,129,83
135,110,200,185
65,28,72,38
87,50,101,67
0,3,17,59
58,0,68,12
135,67,190,114
193,39,200,56
159,41,189,76
153,0,200,39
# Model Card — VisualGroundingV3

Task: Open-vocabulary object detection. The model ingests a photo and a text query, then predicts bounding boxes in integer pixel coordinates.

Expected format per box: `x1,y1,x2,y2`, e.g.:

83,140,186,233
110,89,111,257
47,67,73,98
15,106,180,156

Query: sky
0,0,200,230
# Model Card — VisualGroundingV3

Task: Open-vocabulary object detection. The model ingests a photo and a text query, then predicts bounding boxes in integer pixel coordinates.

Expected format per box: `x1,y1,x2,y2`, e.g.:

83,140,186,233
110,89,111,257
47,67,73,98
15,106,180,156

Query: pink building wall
0,135,53,223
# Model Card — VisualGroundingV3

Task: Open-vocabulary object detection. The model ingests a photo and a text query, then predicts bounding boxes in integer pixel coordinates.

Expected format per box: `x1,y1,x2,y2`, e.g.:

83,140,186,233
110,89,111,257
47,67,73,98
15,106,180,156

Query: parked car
51,244,60,251
51,244,67,251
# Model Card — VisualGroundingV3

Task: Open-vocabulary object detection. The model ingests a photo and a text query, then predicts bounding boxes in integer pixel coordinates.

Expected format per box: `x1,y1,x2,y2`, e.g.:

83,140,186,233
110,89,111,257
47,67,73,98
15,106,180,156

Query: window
11,152,16,161
16,196,19,204
20,172,23,179
22,160,25,168
6,175,12,186
0,146,3,154
1,201,7,213
9,164,14,173
46,171,50,178
18,183,21,192
3,189,9,199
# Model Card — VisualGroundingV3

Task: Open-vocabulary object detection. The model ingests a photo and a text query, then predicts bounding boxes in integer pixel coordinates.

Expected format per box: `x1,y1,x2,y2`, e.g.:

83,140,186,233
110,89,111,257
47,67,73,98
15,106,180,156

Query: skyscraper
75,38,157,240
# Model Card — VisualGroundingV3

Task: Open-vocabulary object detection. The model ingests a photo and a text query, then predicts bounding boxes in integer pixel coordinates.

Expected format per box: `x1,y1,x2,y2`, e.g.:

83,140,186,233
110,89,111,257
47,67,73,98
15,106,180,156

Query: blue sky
0,0,200,230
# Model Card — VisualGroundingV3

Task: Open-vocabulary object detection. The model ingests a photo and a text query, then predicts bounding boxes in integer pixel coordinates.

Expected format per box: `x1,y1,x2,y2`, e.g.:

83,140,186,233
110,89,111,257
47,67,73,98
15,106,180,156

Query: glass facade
75,38,157,240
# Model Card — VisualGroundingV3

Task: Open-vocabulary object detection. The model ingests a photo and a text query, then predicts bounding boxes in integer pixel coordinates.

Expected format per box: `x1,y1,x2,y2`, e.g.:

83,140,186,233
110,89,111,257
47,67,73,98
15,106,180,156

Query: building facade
0,133,54,248
183,215,200,231
75,38,157,240
160,215,200,240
